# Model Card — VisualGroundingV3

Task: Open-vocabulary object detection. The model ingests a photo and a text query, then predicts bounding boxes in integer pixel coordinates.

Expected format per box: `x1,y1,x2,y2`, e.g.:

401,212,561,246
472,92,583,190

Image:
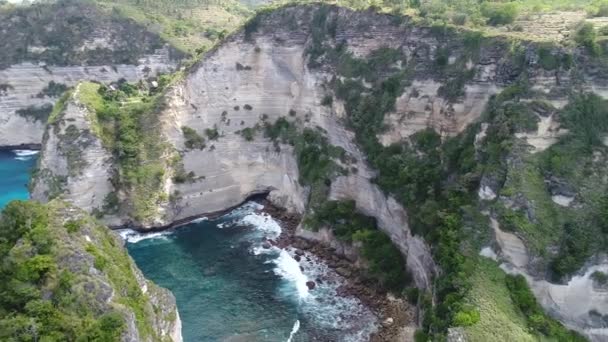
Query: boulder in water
306,281,316,290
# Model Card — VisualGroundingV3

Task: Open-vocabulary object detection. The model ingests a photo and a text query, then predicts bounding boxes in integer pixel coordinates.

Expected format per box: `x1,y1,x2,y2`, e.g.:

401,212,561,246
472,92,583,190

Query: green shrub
592,271,608,285
574,22,600,55
64,220,81,233
537,46,559,70
16,104,53,122
205,127,219,140
506,274,586,340
240,127,256,141
559,93,608,147
481,2,518,26
452,12,467,25
37,81,68,98
321,95,333,106
453,306,480,326
306,200,409,291
181,126,205,150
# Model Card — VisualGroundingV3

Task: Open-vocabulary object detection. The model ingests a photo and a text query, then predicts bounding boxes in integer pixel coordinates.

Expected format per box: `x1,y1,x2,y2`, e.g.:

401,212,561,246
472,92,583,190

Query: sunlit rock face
31,4,608,336
0,1,181,147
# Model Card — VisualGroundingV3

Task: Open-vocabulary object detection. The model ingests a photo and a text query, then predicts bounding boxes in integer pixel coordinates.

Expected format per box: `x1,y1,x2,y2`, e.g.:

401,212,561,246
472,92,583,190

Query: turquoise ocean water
0,149,378,341
124,203,378,342
0,150,37,208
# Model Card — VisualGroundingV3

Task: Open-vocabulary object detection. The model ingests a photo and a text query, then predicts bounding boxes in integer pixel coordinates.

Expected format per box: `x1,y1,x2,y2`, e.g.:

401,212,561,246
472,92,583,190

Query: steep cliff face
0,1,181,147
0,200,181,341
31,3,608,339
31,83,115,220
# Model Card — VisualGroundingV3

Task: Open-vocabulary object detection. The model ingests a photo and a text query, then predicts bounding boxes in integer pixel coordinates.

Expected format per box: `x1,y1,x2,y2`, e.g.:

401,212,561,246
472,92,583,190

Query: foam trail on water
190,216,208,223
118,229,172,244
286,320,300,342
13,150,39,157
13,150,39,161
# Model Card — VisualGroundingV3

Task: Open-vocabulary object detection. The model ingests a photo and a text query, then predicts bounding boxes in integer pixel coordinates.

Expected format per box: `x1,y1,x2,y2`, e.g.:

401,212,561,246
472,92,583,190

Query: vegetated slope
31,3,608,341
93,0,253,54
0,0,183,69
0,200,181,341
0,0,184,147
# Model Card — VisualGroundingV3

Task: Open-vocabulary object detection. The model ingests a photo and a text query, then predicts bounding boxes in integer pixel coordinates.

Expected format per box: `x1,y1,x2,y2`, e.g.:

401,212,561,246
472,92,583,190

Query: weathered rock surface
0,1,181,147
491,217,608,341
32,4,608,336
0,56,175,147
6,200,182,342
31,84,115,220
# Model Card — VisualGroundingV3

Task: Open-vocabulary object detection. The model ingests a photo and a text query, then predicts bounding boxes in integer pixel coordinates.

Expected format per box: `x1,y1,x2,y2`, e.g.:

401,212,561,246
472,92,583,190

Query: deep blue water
0,150,37,208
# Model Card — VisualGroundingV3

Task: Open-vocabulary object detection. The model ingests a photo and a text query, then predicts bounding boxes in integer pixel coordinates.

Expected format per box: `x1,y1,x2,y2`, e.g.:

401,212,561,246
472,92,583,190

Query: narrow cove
122,202,379,341
0,152,379,341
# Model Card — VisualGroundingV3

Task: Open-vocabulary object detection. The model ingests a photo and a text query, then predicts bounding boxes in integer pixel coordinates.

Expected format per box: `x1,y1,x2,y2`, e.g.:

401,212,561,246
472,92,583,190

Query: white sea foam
221,201,263,220
240,212,282,239
291,249,379,341
13,149,39,161
117,229,172,244
272,249,309,299
286,320,300,342
190,216,208,223
13,150,39,157
252,245,280,256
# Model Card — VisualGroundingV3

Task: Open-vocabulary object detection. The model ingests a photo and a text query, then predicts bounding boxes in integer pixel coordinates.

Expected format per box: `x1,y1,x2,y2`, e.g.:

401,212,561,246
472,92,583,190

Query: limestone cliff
30,83,115,221
31,3,608,340
0,1,181,147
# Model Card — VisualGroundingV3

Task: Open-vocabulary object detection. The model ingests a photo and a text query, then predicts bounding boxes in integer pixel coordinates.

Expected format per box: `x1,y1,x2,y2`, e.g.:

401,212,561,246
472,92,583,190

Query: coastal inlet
120,202,379,342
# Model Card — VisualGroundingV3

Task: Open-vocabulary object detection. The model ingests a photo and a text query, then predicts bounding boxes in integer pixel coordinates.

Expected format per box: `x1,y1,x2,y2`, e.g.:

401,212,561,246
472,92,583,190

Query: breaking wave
117,229,173,244
12,149,39,161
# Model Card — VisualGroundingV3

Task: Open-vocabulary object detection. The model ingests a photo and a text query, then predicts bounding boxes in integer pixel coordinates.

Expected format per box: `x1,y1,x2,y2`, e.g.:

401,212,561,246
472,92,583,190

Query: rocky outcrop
31,3,608,335
0,1,181,147
0,200,182,341
491,217,608,341
31,84,115,220
0,55,175,147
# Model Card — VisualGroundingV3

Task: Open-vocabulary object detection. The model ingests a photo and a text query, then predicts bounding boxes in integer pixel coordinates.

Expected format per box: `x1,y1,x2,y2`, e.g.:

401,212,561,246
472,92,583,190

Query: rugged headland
0,200,181,341
25,3,608,341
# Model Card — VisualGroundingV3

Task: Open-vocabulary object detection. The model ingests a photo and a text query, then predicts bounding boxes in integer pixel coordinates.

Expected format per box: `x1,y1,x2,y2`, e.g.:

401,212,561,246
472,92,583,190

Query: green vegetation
16,104,53,123
506,274,586,341
93,0,252,54
205,127,220,140
490,93,608,281
182,126,206,150
574,22,600,55
464,258,536,342
37,81,68,98
77,80,175,223
238,126,257,141
591,271,608,285
263,117,348,188
0,1,177,69
304,200,409,291
481,2,518,26
0,200,170,341
559,93,608,148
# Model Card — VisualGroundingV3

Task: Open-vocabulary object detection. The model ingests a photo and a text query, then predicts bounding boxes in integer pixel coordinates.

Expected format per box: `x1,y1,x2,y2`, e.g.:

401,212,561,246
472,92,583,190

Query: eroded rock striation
0,1,181,147
31,4,608,339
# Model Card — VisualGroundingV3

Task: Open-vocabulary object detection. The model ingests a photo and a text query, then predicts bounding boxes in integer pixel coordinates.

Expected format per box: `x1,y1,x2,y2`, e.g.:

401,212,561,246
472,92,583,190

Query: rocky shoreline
259,200,416,342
